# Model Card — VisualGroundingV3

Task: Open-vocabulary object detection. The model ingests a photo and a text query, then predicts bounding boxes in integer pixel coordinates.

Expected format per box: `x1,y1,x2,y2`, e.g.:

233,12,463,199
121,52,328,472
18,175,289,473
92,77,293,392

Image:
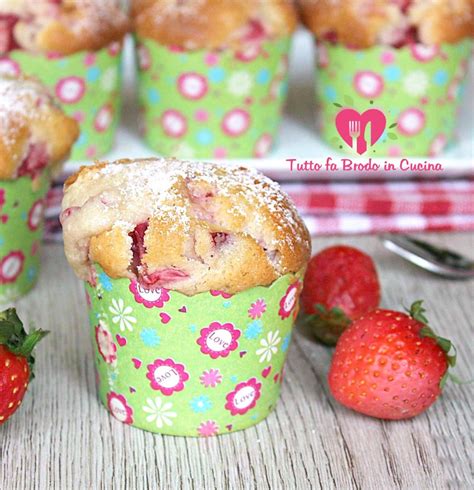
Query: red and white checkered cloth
45,175,474,240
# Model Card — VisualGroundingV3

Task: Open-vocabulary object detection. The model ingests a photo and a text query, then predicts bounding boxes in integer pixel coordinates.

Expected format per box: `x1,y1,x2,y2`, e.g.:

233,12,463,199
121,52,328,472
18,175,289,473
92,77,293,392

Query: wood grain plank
0,234,472,490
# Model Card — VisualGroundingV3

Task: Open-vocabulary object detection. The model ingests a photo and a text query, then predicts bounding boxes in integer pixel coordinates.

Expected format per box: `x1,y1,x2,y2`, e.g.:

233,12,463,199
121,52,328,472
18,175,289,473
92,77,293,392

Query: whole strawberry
302,245,380,345
0,309,48,425
328,301,456,420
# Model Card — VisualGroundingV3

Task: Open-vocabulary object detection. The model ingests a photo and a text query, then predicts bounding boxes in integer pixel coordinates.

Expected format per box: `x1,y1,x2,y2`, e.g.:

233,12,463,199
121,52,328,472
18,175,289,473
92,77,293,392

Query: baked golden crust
1,0,130,55
132,0,298,50
61,158,311,295
299,0,473,48
0,75,79,180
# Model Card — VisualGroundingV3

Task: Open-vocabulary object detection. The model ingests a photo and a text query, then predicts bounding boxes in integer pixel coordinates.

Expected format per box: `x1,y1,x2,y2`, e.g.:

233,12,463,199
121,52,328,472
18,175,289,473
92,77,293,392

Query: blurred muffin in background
0,75,78,303
0,1,130,160
132,0,299,159
298,0,473,157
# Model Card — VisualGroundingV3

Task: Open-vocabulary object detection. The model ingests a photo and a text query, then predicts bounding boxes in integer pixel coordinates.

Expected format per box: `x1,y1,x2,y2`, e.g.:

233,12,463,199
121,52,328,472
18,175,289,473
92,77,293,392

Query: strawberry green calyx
406,300,457,389
305,304,352,346
0,308,49,379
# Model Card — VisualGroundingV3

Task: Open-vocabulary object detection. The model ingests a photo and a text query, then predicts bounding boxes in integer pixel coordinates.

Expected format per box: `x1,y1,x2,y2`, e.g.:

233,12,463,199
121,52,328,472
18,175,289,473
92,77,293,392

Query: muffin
299,0,473,157
61,157,311,436
132,0,298,159
0,0,130,160
0,75,79,303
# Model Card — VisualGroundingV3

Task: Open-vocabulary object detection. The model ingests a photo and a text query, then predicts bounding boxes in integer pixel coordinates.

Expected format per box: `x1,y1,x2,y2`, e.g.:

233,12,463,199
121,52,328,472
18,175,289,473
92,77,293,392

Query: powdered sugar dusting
0,76,56,148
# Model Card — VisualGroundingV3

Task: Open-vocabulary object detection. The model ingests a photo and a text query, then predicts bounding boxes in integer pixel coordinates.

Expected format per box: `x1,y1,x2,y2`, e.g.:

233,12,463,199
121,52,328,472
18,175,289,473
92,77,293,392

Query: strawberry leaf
305,304,352,346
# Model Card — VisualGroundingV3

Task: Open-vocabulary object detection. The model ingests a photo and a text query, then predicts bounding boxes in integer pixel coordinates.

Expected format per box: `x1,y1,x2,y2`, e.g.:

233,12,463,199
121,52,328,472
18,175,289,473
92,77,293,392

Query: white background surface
68,31,474,180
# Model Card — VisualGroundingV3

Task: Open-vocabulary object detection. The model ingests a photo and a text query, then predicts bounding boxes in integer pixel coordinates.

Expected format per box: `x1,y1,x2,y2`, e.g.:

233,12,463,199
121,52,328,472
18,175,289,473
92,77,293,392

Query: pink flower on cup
0,58,20,76
94,104,114,132
197,322,241,359
137,44,151,70
410,44,439,62
210,290,232,299
177,73,208,100
27,199,45,231
397,108,426,136
55,76,86,104
198,420,219,437
278,281,301,319
429,134,448,157
200,368,223,388
254,134,273,157
0,251,25,284
225,378,261,416
146,358,189,396
221,109,251,137
354,71,384,99
161,110,187,138
129,280,170,308
107,392,133,424
95,322,117,365
248,299,266,319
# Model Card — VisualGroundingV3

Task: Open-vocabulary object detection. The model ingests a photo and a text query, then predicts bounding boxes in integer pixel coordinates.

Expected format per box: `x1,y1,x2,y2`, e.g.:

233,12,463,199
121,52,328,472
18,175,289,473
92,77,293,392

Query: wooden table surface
0,234,472,490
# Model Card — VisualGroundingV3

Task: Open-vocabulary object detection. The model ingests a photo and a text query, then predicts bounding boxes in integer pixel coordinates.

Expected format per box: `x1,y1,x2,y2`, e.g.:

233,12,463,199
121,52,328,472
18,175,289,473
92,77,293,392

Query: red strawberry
302,245,380,345
0,309,48,425
328,301,456,420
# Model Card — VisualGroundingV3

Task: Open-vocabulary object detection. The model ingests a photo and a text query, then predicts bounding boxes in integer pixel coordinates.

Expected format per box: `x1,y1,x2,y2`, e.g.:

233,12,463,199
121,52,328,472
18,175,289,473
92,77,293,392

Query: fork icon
349,121,360,151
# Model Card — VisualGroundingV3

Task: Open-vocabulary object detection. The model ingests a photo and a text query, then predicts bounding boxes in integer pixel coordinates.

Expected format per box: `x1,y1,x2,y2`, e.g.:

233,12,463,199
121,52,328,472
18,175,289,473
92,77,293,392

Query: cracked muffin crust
298,0,473,48
132,0,298,51
0,0,130,55
61,158,311,295
0,75,79,180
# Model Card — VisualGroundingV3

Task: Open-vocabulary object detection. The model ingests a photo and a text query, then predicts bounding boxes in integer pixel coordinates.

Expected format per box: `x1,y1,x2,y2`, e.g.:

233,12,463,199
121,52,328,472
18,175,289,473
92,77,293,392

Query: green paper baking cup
136,36,291,159
0,173,49,305
0,42,123,160
86,265,304,436
315,39,472,157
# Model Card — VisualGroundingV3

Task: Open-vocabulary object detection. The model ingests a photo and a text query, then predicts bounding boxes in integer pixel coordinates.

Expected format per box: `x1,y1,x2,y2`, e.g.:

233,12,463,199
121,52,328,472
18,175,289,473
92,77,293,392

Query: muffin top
299,0,473,48
0,75,79,180
132,0,298,51
0,0,130,55
61,158,311,295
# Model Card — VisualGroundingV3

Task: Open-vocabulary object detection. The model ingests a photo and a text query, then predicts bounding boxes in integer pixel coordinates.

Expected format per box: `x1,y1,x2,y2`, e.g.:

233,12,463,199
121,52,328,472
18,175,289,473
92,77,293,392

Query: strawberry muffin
61,157,311,436
132,0,298,158
0,0,130,159
0,75,78,303
299,0,473,156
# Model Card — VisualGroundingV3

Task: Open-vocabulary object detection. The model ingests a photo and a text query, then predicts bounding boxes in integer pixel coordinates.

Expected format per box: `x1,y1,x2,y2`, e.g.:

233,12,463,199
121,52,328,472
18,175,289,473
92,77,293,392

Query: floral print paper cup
136,36,291,159
315,39,472,157
0,173,49,305
0,42,123,161
87,265,304,436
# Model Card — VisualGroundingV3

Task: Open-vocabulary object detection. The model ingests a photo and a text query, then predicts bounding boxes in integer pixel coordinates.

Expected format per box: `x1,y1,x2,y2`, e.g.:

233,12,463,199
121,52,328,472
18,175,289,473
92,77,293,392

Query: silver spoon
381,234,474,280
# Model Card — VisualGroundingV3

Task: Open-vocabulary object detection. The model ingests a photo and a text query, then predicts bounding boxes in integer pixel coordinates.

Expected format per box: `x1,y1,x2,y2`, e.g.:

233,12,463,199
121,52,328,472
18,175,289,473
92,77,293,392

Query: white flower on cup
174,142,196,159
403,71,429,97
109,298,136,332
143,397,177,428
256,330,281,363
227,71,253,97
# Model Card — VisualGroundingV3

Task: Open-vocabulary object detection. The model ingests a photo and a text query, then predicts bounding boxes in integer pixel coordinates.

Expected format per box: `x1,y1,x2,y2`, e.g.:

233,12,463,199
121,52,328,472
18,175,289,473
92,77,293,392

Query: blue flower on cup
190,395,212,413
99,271,113,291
140,328,160,347
244,320,263,340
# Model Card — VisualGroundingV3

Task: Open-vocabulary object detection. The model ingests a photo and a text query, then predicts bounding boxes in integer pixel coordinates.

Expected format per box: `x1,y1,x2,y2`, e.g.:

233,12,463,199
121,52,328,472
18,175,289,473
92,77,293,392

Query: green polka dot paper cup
0,174,49,305
315,39,472,157
0,42,123,161
86,265,303,436
136,37,291,159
